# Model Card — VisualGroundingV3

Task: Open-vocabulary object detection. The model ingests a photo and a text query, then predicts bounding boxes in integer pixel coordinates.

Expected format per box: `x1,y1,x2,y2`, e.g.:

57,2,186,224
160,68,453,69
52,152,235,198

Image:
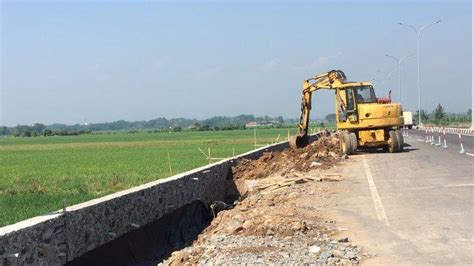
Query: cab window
346,89,355,111
354,86,376,103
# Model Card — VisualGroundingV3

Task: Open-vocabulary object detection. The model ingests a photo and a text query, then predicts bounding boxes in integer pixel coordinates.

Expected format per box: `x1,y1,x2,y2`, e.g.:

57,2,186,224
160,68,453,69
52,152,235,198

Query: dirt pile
162,135,369,265
232,135,342,180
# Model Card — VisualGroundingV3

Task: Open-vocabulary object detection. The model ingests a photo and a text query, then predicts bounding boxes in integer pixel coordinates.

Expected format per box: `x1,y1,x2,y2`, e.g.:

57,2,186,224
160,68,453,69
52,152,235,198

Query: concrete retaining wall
0,133,328,266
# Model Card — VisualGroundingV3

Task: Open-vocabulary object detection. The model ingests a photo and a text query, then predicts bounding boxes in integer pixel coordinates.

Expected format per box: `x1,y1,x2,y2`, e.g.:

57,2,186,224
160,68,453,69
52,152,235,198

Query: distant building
245,121,258,128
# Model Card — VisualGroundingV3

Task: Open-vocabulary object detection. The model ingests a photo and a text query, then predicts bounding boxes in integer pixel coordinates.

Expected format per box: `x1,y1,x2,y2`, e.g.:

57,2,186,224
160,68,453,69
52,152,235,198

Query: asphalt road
326,136,474,265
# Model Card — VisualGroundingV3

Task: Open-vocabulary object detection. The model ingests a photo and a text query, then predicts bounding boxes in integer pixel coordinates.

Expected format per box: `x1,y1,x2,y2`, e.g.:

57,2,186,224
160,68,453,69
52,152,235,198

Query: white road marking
443,183,474,188
465,152,474,157
417,139,425,142
362,155,390,226
409,183,474,191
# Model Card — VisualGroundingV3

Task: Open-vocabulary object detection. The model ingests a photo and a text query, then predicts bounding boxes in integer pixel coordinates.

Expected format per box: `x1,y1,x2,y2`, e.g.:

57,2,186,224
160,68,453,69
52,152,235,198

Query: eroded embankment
164,135,371,265
53,135,369,265
66,200,213,265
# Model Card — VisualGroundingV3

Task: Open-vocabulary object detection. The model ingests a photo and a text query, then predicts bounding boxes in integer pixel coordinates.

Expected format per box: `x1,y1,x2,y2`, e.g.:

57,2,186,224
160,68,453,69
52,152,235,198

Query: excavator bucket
289,133,309,149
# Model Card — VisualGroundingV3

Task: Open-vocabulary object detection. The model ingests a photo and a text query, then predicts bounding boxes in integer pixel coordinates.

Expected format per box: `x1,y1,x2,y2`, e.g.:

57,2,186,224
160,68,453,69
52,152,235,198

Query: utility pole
376,69,397,97
384,53,412,103
398,20,442,125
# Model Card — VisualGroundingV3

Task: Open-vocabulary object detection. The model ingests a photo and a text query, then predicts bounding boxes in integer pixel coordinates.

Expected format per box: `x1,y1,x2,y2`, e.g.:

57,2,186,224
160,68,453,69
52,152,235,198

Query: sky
0,0,472,126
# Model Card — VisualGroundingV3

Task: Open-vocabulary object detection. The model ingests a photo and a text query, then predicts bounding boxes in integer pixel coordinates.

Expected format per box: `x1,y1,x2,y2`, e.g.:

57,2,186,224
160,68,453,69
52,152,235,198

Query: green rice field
0,128,299,226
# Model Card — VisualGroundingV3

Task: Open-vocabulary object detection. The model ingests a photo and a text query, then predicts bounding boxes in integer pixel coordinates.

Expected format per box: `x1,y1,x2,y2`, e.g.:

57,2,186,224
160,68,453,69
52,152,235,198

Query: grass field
0,128,299,226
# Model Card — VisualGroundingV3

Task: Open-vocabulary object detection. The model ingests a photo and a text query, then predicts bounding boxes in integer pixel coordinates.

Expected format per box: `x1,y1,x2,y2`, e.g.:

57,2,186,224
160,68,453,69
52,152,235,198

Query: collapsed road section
164,134,370,265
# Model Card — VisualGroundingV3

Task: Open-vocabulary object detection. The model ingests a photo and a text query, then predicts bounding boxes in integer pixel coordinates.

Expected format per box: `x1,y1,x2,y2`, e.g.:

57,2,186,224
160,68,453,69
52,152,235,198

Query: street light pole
376,69,396,97
398,20,441,125
384,53,411,103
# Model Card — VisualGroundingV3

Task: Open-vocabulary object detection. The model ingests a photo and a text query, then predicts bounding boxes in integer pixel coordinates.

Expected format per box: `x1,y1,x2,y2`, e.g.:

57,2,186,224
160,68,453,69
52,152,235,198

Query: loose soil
163,136,371,265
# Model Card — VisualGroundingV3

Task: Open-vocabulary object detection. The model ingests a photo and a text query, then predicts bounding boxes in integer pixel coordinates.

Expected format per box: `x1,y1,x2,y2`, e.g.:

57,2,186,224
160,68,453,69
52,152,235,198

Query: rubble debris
309,245,321,254
210,201,234,218
162,135,369,265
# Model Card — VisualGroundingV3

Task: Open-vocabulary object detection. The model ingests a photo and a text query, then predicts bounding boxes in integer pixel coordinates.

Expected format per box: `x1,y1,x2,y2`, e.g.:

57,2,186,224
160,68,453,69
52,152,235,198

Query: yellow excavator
290,70,404,154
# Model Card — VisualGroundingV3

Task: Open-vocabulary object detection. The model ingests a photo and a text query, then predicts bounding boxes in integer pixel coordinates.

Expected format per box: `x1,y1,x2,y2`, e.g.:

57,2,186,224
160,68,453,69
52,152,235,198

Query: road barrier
425,128,429,143
442,127,448,149
458,129,466,154
418,125,474,136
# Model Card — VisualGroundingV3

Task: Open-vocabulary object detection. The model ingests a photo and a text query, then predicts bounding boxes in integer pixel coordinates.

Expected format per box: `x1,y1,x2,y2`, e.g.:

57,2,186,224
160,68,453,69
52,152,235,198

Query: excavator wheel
340,132,351,155
289,134,309,149
349,132,358,154
388,130,399,153
396,130,404,152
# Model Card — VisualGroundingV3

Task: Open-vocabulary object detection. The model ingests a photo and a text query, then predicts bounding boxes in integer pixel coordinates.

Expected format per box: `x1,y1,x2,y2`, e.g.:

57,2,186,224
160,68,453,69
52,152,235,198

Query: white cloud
308,56,330,69
260,58,280,71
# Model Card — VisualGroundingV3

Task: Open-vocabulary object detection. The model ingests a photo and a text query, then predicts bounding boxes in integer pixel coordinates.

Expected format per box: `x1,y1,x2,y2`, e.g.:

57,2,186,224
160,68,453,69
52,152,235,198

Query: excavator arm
290,70,347,148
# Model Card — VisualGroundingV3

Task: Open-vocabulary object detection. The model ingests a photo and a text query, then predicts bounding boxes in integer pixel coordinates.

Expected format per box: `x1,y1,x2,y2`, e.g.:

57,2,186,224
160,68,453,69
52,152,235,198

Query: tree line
0,114,287,137
415,105,471,125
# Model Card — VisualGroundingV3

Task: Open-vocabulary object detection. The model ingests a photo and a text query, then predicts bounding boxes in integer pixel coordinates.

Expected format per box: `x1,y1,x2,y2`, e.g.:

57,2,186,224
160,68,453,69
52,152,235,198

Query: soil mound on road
232,135,342,180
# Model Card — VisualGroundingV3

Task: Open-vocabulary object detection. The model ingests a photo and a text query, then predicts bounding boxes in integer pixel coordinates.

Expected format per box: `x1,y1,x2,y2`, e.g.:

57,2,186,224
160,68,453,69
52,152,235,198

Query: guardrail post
442,127,448,149
436,127,441,146
430,127,435,145
458,129,465,154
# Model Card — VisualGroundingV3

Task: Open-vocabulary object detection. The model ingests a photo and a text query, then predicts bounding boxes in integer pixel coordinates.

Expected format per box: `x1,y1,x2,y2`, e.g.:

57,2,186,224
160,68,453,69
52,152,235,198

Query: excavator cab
337,85,377,123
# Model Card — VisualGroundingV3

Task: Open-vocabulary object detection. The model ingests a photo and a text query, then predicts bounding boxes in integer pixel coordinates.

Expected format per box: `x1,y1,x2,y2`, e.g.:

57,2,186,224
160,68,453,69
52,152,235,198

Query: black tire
349,132,358,154
408,125,413,129
340,132,351,155
396,130,404,151
388,130,399,153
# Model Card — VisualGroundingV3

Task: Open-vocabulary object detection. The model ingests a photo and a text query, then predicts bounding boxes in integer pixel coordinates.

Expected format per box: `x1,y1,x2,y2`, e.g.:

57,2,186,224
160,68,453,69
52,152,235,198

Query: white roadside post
458,129,466,154
436,127,442,146
430,127,435,145
442,127,448,149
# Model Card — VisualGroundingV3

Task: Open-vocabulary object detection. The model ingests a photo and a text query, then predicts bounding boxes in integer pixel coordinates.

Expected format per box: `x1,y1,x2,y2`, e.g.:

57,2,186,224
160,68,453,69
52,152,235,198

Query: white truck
403,111,413,129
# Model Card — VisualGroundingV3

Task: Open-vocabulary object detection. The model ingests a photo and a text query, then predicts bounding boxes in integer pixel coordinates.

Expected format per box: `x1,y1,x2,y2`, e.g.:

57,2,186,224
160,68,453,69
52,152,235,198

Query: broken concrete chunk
308,245,321,254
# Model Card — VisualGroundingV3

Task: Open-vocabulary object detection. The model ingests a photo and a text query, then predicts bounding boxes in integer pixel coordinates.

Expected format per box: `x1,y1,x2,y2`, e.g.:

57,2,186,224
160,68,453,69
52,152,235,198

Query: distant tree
0,126,8,135
433,104,446,122
415,110,429,123
192,122,202,131
11,125,32,137
275,116,285,124
325,113,336,122
468,108,472,118
32,123,46,135
173,126,182,132
43,129,53,136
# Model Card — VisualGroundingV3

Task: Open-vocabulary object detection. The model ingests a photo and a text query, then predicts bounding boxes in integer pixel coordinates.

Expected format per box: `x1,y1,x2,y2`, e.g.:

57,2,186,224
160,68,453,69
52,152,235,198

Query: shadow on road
356,143,417,154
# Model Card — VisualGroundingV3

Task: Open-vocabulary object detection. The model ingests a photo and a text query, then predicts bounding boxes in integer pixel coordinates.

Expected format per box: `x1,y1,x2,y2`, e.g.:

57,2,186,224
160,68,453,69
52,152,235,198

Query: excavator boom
290,70,347,148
